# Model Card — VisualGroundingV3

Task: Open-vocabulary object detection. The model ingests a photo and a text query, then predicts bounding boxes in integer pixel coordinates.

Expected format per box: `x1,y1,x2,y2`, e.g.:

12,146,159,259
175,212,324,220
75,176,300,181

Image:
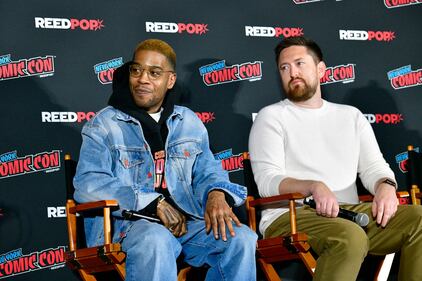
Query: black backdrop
1,0,421,280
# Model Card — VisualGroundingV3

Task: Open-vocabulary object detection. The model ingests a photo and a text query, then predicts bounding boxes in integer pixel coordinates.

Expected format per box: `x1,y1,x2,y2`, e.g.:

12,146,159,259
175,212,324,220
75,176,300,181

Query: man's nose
137,69,150,82
290,65,299,78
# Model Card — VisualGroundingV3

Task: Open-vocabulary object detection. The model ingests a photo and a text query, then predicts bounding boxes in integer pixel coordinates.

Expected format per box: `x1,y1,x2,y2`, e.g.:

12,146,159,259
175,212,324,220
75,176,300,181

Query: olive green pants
265,203,422,281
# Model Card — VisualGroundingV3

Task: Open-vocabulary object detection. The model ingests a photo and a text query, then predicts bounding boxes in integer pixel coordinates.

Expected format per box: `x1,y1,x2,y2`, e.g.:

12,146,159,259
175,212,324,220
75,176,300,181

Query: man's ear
317,61,326,79
167,73,177,89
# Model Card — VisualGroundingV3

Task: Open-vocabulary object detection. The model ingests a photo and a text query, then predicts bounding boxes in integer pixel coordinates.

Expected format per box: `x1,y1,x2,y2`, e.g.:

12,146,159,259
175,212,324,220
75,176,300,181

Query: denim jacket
73,105,247,247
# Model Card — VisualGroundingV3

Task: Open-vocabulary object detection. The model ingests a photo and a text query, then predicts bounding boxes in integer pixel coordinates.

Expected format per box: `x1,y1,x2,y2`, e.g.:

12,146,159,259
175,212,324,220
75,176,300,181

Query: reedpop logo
35,17,104,30
339,30,395,42
195,112,215,124
146,21,208,35
293,0,324,4
245,26,303,38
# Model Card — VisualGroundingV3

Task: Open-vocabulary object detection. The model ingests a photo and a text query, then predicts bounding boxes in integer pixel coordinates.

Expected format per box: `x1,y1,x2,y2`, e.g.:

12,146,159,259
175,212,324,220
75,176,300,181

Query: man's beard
284,78,317,102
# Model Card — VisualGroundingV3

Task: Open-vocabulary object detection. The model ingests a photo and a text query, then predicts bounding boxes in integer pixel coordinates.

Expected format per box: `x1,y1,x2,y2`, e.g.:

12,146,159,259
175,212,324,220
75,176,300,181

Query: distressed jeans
121,218,257,281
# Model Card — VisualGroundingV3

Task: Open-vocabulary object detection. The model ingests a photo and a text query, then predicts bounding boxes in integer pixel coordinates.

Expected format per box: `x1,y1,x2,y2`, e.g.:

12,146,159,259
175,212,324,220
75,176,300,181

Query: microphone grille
356,213,369,227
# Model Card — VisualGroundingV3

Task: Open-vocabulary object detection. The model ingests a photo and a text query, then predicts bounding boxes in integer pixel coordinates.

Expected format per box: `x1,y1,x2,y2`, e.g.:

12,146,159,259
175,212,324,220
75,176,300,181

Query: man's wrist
375,178,397,193
208,189,235,207
382,178,397,188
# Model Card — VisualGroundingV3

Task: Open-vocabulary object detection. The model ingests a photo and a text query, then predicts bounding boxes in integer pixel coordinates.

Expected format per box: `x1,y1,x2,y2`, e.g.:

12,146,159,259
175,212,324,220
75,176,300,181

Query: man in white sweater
248,36,422,281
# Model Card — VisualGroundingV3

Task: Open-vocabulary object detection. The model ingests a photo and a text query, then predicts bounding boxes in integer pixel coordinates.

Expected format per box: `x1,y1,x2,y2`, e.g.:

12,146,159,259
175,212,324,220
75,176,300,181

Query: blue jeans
121,219,257,281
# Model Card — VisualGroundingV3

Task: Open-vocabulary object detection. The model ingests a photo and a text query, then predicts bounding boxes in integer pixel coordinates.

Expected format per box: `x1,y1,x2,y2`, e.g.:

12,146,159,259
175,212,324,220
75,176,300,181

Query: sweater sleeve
248,107,286,197
356,112,396,194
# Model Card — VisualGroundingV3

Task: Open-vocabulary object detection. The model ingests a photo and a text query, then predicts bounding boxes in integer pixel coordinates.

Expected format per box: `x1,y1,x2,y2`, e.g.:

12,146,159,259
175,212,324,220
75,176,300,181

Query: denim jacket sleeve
186,112,247,212
73,118,161,216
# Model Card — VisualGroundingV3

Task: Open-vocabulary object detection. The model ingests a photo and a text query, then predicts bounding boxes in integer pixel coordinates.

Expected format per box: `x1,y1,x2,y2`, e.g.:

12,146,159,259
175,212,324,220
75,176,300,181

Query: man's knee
229,225,258,252
123,221,181,257
313,221,369,259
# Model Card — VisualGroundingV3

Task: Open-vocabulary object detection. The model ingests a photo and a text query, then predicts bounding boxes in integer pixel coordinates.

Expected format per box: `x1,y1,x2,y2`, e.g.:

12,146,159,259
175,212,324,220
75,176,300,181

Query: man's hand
372,182,398,227
280,178,339,218
156,199,187,237
205,190,241,241
310,181,339,218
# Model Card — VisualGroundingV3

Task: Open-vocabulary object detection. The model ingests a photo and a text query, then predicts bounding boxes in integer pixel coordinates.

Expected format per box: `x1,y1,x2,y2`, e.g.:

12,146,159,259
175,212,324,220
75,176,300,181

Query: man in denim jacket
73,39,257,281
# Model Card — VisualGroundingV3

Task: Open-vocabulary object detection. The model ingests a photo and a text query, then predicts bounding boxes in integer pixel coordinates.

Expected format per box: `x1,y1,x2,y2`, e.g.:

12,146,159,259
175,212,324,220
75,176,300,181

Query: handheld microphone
303,198,369,227
122,210,161,223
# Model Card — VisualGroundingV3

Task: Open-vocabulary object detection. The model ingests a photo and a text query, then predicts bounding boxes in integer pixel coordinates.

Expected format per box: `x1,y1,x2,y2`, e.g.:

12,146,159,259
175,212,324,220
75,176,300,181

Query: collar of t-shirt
148,107,163,122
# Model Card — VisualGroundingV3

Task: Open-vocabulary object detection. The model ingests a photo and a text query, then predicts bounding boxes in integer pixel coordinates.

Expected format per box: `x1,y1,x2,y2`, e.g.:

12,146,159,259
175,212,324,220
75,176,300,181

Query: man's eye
150,70,162,77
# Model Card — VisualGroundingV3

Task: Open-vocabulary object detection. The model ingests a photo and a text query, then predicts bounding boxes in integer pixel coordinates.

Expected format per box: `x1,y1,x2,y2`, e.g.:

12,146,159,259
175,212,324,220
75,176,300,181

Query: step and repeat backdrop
0,0,421,280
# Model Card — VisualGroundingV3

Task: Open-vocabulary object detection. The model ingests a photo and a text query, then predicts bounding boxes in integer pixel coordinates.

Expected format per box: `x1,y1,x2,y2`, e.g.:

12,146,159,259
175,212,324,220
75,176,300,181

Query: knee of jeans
125,221,180,256
230,225,258,251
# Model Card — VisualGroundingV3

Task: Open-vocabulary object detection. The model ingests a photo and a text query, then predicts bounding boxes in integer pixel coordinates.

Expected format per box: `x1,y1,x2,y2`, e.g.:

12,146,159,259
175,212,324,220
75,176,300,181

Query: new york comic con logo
396,147,419,173
0,54,55,81
35,17,104,31
384,0,422,8
0,247,65,279
146,22,208,35
199,60,262,86
214,149,245,173
0,150,61,179
387,65,422,90
320,64,356,85
94,57,124,84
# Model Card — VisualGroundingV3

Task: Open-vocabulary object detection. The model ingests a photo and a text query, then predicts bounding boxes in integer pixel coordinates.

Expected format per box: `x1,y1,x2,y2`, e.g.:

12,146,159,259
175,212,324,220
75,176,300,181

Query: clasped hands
156,190,241,240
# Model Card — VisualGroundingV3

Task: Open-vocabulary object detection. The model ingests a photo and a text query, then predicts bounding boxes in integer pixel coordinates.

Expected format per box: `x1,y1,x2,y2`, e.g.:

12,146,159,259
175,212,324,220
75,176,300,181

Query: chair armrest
358,194,374,202
359,191,411,204
68,200,119,214
249,193,306,209
248,193,306,235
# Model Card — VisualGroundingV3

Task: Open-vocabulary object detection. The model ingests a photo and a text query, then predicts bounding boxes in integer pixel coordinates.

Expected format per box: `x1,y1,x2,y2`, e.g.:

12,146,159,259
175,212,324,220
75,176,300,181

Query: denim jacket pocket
117,147,145,168
167,140,202,184
114,147,147,185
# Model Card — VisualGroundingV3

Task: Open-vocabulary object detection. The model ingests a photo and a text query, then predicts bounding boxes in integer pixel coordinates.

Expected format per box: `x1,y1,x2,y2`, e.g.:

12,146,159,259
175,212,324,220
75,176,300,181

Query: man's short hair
133,39,176,70
274,36,323,65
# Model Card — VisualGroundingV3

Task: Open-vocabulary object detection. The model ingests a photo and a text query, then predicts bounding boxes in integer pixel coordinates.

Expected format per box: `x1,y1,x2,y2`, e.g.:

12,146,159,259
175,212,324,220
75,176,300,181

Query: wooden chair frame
407,145,422,205
64,153,195,281
243,152,403,281
243,152,316,281
65,154,126,281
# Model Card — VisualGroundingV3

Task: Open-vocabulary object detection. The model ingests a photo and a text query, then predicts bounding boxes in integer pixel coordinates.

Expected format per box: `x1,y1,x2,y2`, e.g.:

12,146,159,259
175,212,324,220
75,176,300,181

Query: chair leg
115,263,126,280
373,253,395,281
177,266,191,281
78,269,97,281
298,251,316,276
258,258,282,281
